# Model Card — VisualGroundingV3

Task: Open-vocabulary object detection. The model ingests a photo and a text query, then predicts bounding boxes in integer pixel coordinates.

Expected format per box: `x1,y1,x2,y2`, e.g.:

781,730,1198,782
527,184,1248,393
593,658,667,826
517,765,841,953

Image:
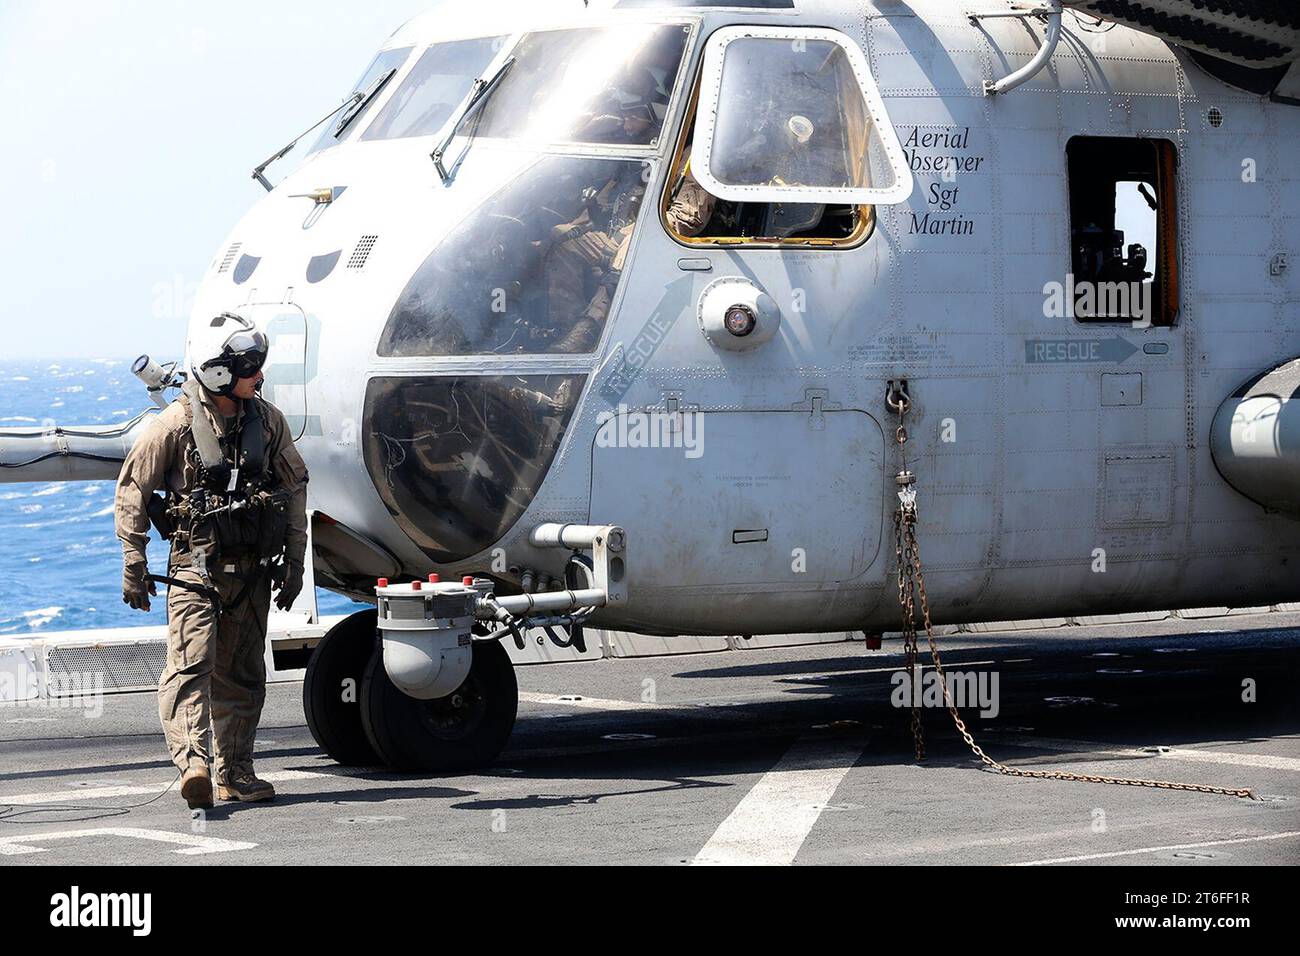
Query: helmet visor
224,329,268,380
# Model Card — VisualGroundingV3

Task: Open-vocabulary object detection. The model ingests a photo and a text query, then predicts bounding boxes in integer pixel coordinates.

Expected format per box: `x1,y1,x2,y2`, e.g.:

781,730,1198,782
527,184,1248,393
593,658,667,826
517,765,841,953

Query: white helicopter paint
5,4,1299,643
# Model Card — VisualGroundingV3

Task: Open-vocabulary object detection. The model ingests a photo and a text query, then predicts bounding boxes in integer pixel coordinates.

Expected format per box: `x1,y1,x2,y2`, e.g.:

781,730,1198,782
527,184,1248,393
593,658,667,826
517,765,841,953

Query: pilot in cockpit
543,174,643,353
574,48,672,144
665,114,822,241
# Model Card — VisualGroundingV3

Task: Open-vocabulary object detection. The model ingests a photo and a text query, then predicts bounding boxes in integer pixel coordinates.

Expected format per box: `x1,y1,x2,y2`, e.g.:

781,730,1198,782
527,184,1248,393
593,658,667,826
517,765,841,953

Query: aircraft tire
360,638,518,773
303,609,382,766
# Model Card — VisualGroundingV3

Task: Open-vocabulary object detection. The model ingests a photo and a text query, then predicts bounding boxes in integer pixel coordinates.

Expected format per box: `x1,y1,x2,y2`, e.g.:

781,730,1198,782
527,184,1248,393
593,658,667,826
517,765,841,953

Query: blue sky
0,0,433,360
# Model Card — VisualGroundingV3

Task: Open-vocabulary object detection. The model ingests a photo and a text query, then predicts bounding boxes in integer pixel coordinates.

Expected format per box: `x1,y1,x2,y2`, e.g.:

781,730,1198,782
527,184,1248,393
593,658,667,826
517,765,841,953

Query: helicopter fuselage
185,0,1300,636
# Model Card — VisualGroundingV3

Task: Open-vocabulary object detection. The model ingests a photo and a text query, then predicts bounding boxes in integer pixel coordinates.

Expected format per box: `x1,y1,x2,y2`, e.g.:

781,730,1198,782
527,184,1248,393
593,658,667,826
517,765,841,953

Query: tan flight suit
545,179,636,352
114,387,308,780
666,164,717,238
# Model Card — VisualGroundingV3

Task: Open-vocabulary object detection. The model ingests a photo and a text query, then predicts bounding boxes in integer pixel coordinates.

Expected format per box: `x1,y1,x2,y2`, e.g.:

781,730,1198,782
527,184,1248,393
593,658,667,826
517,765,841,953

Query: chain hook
885,379,911,417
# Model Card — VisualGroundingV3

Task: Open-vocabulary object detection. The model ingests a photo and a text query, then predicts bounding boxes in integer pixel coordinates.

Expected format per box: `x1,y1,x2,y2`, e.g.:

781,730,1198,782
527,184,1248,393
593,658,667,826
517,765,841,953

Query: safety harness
184,377,265,489
146,381,292,613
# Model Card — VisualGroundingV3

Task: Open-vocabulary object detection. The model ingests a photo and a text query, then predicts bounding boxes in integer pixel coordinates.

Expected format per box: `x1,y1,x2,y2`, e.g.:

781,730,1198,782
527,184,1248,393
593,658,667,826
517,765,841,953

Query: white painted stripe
0,769,329,806
0,827,257,856
692,737,865,866
784,660,999,679
261,770,330,783
1,784,168,806
1158,748,1300,773
518,663,1000,712
1014,830,1300,866
1003,737,1300,772
519,691,656,710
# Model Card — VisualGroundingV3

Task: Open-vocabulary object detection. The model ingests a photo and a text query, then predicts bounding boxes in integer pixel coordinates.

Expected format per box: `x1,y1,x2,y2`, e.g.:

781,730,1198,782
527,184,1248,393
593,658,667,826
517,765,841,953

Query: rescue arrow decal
1024,336,1140,365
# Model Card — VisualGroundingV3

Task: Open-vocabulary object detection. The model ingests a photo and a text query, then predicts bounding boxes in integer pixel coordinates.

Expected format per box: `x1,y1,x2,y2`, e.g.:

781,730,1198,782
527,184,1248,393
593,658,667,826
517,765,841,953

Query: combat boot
217,768,276,803
180,765,213,810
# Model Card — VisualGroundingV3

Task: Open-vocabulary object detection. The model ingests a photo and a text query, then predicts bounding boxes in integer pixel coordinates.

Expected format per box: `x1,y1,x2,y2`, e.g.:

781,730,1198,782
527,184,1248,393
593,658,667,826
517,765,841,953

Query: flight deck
2,611,1296,866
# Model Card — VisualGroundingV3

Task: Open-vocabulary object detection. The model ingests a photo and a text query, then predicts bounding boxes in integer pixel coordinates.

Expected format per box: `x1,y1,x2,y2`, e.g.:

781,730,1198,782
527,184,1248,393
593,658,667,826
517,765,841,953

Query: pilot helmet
615,63,667,115
190,312,269,396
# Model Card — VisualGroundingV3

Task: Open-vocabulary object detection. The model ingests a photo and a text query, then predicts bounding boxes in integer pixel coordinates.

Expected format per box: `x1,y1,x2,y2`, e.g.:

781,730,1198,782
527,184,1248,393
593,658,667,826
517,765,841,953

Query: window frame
377,20,698,156
1064,135,1180,328
660,52,876,249
689,25,914,206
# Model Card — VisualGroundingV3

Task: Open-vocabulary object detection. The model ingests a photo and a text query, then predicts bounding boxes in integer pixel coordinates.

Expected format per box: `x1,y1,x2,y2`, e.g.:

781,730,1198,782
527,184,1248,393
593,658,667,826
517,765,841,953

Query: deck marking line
1014,830,1300,866
519,691,656,710
0,827,257,856
691,736,865,866
1003,737,1300,772
0,769,330,806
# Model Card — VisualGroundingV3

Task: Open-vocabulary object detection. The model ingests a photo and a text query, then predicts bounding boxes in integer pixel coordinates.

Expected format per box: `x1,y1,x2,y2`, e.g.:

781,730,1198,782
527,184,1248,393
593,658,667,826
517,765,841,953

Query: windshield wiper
333,67,398,139
431,55,515,183
250,68,396,191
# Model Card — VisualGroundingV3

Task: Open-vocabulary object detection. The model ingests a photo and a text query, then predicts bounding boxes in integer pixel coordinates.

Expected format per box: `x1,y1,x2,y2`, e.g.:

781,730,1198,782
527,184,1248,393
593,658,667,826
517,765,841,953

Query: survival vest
152,380,291,562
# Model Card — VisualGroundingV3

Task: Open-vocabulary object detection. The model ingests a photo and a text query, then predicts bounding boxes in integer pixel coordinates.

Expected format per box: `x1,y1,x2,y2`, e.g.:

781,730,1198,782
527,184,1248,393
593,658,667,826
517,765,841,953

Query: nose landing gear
302,609,380,766
360,638,517,772
303,522,626,774
302,609,518,772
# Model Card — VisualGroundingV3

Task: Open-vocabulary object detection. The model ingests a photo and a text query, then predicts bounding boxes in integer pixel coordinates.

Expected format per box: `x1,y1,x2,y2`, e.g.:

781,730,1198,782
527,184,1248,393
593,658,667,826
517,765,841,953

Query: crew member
544,175,642,352
115,313,309,809
666,143,718,238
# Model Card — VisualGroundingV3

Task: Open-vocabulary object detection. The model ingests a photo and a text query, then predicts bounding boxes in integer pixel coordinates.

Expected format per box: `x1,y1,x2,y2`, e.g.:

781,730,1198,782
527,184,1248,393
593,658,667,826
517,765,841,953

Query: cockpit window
363,374,586,564
711,38,869,188
691,27,912,206
361,37,504,142
380,156,648,356
661,66,872,248
304,46,413,157
470,24,689,147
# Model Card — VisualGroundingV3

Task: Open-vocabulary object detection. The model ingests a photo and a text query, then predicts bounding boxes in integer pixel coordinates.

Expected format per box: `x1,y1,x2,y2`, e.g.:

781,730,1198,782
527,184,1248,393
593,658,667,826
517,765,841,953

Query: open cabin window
662,26,912,247
1066,136,1179,326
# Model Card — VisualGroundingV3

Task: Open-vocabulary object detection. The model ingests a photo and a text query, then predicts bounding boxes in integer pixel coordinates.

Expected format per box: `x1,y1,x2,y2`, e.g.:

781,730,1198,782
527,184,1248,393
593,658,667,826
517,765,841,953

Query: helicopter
2,0,1298,772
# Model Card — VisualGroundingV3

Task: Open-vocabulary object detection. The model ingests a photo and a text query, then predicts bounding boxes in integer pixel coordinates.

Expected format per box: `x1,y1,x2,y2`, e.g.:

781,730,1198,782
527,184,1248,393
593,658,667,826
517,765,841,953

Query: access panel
590,408,884,587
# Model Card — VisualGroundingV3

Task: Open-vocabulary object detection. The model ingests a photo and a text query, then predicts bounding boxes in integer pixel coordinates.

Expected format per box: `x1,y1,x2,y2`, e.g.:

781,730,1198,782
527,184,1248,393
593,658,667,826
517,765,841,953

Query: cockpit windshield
304,46,413,158
468,24,689,147
362,37,504,142
380,156,649,356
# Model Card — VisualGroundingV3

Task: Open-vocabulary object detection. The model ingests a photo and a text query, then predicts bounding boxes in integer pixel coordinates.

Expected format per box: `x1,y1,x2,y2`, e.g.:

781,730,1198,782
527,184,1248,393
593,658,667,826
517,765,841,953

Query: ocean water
0,359,364,637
